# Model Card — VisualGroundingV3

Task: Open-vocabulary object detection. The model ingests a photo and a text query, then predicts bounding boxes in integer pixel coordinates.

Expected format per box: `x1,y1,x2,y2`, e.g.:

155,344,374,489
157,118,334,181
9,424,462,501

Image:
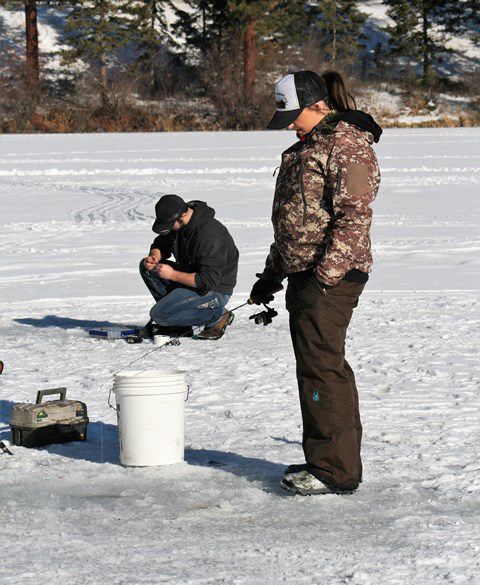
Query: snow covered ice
0,129,479,584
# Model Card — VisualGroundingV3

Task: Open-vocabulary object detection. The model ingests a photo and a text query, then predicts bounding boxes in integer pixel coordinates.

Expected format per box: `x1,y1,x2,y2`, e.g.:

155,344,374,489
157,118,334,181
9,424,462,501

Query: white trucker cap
267,70,329,130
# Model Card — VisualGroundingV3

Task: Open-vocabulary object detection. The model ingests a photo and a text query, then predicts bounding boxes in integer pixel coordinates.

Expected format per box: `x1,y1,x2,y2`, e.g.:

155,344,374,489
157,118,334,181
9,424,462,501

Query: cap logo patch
275,93,287,110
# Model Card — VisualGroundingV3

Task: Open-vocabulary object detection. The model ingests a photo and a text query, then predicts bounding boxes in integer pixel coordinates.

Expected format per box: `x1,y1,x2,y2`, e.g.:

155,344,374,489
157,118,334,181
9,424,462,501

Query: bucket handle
108,384,189,410
108,387,117,411
36,387,67,404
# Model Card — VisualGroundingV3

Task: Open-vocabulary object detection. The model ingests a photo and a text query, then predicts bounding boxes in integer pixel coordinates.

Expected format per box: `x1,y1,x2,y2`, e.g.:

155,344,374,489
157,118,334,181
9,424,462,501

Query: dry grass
381,113,480,128
1,106,217,133
2,102,477,133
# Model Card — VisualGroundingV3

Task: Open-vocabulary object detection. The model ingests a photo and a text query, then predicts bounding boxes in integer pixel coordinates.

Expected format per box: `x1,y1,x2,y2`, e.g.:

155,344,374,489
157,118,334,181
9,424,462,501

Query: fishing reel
249,304,278,326
125,335,143,344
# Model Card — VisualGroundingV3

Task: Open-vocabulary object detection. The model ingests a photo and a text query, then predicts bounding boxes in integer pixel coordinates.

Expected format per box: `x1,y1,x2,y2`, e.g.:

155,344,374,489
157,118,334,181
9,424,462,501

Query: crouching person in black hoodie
140,194,239,340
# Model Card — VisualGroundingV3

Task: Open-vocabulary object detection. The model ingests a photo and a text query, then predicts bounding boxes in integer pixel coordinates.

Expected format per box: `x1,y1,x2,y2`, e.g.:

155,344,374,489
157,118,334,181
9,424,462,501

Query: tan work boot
197,311,234,340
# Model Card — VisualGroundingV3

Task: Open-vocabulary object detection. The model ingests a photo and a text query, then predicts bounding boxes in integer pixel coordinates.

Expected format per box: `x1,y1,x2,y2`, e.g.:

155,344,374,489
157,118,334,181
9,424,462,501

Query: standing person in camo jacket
250,70,382,496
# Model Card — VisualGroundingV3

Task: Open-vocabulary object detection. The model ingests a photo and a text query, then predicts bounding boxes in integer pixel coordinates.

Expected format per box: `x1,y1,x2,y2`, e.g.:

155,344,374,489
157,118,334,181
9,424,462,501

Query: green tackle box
10,388,89,448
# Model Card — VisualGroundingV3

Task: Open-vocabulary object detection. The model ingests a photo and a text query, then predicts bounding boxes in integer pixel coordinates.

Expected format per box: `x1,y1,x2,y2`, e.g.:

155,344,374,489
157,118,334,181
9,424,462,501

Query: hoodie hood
330,109,383,143
184,200,215,231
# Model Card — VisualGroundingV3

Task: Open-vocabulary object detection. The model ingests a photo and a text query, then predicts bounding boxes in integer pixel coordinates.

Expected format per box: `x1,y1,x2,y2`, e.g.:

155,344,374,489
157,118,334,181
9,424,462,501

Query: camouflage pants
286,272,365,492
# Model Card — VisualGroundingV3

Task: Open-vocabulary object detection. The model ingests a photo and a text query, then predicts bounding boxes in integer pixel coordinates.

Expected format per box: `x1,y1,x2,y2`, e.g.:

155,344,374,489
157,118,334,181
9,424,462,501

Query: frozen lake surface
0,129,479,584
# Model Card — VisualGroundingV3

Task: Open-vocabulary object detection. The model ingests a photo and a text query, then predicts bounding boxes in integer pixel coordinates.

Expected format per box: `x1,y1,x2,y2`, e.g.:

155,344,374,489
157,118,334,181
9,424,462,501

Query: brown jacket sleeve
315,138,380,286
263,242,287,282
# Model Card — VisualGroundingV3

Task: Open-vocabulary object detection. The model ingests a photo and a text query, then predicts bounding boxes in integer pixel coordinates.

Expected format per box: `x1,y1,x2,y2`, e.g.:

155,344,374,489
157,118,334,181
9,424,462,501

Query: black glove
249,277,284,305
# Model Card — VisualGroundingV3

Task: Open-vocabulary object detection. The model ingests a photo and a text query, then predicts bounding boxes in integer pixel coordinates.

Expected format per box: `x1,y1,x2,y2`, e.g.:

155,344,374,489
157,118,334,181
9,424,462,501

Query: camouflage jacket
263,112,381,286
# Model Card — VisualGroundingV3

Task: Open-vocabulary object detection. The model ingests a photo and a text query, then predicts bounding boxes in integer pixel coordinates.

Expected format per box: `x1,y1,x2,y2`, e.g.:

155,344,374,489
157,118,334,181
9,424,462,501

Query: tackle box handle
36,387,67,404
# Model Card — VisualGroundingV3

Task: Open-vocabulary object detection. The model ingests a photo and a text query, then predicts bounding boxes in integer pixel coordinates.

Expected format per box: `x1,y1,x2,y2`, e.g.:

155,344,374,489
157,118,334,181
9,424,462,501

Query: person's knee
150,304,173,326
150,305,163,324
139,259,147,276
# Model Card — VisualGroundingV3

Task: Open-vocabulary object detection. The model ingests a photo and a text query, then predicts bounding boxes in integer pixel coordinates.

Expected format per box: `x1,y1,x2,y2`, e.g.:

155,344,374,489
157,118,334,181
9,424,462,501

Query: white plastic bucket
112,369,187,467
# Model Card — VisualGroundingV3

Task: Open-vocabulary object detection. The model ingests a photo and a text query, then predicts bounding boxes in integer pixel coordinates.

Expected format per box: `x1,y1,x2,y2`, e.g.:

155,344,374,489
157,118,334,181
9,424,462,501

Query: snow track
0,129,479,584
72,187,159,224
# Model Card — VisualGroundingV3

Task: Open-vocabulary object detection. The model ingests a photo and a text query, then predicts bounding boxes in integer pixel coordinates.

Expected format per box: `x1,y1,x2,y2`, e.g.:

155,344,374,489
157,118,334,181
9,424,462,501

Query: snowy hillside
0,129,479,583
359,0,480,76
0,5,68,75
0,2,187,75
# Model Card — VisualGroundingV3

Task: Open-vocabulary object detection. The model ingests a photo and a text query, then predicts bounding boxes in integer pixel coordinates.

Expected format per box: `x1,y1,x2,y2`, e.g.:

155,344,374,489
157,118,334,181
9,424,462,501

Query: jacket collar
302,109,382,145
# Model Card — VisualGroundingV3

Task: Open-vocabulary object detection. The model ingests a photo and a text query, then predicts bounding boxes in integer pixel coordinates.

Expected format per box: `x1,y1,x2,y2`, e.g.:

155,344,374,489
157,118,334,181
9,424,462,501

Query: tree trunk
332,0,337,65
422,2,431,88
24,0,39,93
100,51,110,110
98,0,110,110
243,19,256,101
150,0,158,96
202,6,206,52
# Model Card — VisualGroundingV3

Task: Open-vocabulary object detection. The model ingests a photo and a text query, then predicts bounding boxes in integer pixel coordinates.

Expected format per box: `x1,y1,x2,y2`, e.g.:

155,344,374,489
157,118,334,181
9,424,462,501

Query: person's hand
143,255,158,271
150,248,161,262
249,278,283,305
155,263,176,281
143,248,161,271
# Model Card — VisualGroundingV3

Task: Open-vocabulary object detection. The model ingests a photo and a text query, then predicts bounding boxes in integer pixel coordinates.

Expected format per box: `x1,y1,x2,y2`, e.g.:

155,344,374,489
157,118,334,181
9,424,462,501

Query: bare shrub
134,47,195,98
296,38,330,73
200,37,274,130
0,48,42,133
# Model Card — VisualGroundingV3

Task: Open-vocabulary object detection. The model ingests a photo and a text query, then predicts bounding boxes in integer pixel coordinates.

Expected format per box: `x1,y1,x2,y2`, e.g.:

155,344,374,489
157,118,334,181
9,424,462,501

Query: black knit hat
267,71,329,130
152,194,188,234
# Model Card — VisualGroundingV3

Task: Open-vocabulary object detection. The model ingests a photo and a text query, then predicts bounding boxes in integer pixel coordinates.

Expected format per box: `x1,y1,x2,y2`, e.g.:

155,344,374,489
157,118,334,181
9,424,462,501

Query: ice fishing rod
0,441,13,456
103,299,254,408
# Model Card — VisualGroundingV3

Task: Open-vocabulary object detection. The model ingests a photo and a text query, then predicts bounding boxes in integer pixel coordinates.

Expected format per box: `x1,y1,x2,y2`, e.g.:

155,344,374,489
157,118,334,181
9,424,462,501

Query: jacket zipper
299,155,307,225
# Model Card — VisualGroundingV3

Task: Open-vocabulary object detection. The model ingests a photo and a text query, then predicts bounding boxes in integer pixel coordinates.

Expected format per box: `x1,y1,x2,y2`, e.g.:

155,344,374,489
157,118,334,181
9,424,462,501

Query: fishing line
101,301,251,406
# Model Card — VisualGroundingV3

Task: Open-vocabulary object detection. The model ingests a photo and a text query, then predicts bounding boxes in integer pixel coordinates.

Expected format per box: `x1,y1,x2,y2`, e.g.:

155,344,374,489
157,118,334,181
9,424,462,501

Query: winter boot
281,470,357,496
143,320,193,339
143,319,157,339
197,311,234,341
280,470,333,496
285,462,363,484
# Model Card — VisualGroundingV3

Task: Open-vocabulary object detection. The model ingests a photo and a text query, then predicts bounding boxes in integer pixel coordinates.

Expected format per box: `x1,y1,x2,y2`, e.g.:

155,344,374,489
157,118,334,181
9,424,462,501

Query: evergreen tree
172,1,285,101
227,1,266,100
60,0,132,109
437,0,480,46
382,0,419,81
227,1,305,100
270,1,310,48
307,0,367,67
382,0,478,88
126,1,173,96
171,0,231,56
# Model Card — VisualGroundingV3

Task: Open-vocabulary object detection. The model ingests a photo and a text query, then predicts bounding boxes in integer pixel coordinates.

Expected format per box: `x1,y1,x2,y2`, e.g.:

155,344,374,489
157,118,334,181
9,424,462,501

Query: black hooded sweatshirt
150,201,239,295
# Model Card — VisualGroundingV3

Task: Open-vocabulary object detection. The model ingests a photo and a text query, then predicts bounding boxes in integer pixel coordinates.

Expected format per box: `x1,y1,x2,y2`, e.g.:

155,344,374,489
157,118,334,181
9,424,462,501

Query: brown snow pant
286,272,365,492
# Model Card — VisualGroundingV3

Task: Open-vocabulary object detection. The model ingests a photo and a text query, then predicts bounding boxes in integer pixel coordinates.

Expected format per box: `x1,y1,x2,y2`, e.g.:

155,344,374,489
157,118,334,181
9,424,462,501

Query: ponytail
321,70,356,112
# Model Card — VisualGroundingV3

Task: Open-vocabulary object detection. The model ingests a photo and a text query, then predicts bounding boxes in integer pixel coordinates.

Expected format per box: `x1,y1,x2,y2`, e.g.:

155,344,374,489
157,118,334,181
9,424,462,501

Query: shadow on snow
0,399,16,441
0,408,285,490
15,315,134,330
